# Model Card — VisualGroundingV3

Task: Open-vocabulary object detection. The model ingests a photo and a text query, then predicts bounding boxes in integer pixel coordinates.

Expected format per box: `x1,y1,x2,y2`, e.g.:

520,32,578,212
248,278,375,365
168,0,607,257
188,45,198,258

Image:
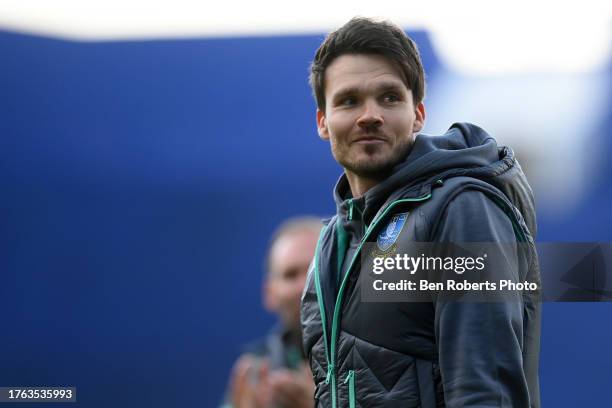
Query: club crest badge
377,213,408,251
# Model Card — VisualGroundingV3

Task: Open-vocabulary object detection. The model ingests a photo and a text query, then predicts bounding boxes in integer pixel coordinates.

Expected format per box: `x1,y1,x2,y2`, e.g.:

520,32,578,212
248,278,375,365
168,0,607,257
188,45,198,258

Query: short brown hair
309,17,426,110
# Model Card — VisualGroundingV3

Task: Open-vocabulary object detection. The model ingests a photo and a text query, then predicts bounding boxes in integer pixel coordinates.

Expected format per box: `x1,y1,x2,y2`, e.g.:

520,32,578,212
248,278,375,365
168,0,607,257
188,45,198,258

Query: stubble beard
338,138,413,180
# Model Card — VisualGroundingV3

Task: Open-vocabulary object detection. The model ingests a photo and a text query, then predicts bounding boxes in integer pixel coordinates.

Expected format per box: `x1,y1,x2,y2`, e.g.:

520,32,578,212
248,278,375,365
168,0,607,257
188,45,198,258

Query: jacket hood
333,122,537,238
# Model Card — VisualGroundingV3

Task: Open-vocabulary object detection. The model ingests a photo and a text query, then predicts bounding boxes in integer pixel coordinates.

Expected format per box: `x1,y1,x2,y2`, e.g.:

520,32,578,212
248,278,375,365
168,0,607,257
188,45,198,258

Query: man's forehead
270,230,318,263
325,54,407,95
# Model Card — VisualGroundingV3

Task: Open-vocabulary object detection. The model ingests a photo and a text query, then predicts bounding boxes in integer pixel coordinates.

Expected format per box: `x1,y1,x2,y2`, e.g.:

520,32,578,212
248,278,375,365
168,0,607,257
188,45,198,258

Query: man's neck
281,324,303,346
345,171,384,198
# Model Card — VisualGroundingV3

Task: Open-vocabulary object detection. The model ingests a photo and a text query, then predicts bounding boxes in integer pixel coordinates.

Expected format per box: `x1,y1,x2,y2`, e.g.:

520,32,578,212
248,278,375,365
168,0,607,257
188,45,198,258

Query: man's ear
413,102,426,134
317,109,330,141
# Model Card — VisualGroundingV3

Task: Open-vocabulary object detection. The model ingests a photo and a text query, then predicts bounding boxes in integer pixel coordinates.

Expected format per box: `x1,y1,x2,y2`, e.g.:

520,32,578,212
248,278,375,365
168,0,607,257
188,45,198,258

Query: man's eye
383,93,400,103
340,97,356,106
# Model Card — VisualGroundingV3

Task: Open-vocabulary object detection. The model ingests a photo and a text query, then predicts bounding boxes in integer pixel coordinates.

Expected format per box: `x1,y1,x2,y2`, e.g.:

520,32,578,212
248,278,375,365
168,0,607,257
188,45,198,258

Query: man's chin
281,317,301,333
342,156,397,178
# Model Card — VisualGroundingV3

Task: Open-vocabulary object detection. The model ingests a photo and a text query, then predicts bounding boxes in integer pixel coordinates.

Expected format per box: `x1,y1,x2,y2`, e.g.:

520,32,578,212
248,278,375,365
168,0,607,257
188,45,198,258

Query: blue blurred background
1,23,611,407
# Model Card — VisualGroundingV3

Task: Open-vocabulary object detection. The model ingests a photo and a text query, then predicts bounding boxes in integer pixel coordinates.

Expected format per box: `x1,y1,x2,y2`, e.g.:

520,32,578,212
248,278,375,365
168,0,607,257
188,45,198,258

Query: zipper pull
348,199,354,221
325,364,335,384
343,370,354,384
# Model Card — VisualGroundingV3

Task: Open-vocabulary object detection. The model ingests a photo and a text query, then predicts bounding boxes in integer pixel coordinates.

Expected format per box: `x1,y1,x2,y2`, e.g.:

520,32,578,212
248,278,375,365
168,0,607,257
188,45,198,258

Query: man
300,18,541,407
223,217,321,408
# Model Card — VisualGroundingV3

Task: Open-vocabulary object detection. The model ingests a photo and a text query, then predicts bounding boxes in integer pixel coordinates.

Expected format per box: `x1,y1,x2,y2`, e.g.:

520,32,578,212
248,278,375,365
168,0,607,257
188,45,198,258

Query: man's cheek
292,282,306,298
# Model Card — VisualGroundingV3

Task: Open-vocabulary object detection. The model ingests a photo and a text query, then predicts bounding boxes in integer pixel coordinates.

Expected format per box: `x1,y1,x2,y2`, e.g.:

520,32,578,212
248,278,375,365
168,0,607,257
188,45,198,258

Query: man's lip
352,137,386,144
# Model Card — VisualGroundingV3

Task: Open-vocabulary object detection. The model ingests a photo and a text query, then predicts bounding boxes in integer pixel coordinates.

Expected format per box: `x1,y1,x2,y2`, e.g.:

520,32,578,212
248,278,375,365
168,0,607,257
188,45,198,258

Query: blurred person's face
317,54,425,179
264,229,319,330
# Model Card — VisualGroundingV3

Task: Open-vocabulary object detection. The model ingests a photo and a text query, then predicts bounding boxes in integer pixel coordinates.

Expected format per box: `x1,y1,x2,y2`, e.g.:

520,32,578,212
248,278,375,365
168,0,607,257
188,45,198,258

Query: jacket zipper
312,227,332,381
344,370,356,408
313,193,432,408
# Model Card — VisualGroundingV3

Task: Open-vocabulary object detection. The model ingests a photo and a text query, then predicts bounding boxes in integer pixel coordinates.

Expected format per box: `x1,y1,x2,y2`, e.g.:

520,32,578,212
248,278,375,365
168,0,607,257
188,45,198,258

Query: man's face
264,229,319,329
317,54,425,178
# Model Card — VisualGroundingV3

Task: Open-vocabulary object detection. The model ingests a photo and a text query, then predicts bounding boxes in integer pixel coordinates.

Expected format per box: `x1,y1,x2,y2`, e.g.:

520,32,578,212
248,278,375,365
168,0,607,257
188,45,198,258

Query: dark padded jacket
300,123,541,408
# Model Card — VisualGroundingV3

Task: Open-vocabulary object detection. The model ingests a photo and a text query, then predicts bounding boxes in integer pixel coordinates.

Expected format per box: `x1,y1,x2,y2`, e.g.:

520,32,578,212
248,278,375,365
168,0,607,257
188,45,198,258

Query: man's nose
356,100,383,132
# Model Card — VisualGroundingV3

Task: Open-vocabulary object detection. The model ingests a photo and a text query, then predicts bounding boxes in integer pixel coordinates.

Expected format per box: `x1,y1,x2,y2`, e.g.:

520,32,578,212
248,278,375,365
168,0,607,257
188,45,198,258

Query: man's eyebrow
375,81,407,93
332,81,406,100
331,86,359,100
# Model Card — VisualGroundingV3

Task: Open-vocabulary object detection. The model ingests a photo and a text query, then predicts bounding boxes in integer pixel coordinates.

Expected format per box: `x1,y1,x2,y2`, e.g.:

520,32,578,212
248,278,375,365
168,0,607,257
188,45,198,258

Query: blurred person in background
301,17,541,407
222,217,321,408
